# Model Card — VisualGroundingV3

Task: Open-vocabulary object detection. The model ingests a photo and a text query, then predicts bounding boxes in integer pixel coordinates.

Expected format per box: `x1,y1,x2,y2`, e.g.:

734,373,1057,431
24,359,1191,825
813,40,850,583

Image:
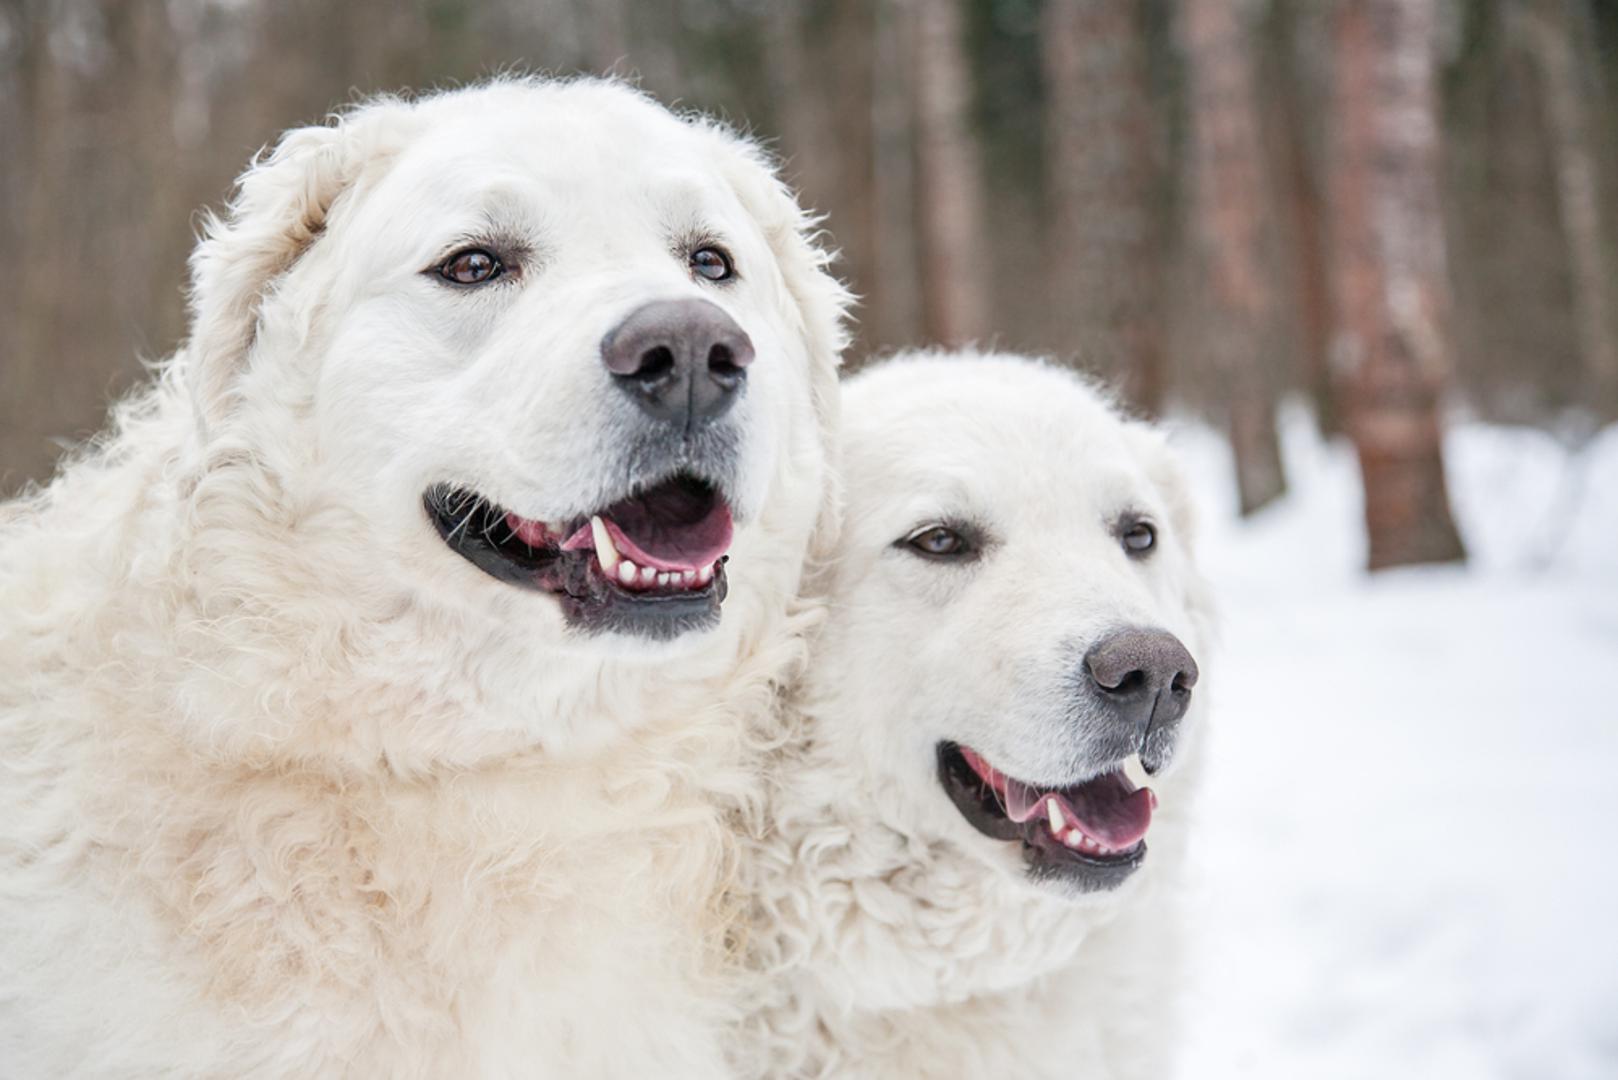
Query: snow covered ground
1169,411,1618,1079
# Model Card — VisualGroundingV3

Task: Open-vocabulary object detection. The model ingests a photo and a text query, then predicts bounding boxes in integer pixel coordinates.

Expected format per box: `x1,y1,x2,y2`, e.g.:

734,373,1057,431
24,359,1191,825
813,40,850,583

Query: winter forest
3,0,1617,562
1,0,1616,1074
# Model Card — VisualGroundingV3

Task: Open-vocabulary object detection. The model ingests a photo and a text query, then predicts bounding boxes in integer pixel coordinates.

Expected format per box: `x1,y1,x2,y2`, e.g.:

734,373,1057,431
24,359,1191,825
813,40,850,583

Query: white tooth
657,572,672,587
640,565,657,586
1064,832,1084,849
697,564,714,585
682,570,697,586
590,515,620,573
618,560,638,586
1047,800,1064,835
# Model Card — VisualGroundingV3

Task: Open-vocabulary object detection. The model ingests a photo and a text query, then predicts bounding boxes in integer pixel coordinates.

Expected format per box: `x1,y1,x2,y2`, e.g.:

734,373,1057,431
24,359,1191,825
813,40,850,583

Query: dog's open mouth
424,472,733,639
937,742,1154,892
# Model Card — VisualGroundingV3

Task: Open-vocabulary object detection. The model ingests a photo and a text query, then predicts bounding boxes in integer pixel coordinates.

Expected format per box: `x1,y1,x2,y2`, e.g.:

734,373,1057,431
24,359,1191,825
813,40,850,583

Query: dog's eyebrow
668,221,730,252
425,182,548,243
424,202,546,268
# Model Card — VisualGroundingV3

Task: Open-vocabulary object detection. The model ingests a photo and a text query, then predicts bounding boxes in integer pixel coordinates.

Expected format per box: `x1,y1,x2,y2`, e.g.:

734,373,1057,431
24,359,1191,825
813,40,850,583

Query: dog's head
800,354,1212,899
175,79,848,756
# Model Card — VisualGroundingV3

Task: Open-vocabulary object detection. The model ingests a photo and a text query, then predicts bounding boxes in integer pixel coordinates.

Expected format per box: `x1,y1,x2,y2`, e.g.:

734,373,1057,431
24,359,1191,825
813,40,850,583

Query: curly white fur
733,355,1217,1079
0,78,848,1079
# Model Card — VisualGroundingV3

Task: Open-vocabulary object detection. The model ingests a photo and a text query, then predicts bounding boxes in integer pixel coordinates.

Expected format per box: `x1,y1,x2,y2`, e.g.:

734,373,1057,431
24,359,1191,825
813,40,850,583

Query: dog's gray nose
1084,627,1198,770
601,298,754,431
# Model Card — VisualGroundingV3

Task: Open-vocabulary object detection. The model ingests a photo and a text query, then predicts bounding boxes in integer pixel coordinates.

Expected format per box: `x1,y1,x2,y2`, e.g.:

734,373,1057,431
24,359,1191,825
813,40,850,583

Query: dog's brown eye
905,526,968,559
690,246,734,282
1123,521,1156,555
439,248,502,286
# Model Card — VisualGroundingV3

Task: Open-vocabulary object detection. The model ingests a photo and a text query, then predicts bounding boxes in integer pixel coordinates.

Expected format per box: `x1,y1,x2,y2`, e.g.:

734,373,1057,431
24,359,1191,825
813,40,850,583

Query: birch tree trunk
1329,0,1467,569
1183,0,1287,515
1042,0,1167,414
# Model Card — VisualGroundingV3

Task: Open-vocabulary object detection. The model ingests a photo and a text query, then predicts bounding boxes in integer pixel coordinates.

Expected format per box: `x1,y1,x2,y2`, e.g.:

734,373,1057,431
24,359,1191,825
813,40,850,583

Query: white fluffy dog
0,79,848,1078
735,354,1215,1079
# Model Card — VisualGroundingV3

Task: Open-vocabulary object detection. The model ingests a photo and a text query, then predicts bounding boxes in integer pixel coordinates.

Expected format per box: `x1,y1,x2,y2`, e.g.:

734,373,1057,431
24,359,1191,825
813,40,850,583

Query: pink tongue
1005,773,1153,849
561,511,733,572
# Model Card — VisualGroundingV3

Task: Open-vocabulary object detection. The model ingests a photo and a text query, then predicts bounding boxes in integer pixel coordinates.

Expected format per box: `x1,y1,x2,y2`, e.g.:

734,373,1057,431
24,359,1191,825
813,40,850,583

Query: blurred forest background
2,0,1616,569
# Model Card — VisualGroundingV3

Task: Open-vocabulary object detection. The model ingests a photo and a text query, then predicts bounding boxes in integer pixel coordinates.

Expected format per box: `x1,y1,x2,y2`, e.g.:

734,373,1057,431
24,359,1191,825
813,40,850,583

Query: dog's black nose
1084,627,1198,771
601,298,754,431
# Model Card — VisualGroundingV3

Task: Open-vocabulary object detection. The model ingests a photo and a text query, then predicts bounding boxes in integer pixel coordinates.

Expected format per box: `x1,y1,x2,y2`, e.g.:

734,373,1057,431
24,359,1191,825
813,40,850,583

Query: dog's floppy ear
701,125,855,557
183,102,409,429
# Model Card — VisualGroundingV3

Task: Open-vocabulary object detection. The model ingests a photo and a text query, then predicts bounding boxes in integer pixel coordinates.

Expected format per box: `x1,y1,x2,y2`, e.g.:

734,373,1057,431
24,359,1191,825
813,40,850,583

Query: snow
1168,410,1618,1079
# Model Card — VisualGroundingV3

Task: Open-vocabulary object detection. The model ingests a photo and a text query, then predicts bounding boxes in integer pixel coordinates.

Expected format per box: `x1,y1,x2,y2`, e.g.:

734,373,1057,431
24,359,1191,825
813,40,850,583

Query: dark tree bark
1262,0,1339,435
1042,0,1167,414
1183,0,1287,516
909,0,989,348
1329,0,1467,570
1522,0,1618,418
869,0,922,354
766,1,883,356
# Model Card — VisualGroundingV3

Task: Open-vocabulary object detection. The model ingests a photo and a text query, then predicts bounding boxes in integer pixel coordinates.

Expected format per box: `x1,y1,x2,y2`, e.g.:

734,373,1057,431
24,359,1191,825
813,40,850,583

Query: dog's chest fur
0,525,756,1078
734,758,1192,1080
0,684,742,1078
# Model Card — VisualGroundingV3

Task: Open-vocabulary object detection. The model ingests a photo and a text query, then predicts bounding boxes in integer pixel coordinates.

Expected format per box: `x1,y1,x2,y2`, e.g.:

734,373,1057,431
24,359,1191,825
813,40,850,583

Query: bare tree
1520,0,1618,418
909,0,989,347
1042,0,1166,414
1183,0,1287,515
1329,0,1466,569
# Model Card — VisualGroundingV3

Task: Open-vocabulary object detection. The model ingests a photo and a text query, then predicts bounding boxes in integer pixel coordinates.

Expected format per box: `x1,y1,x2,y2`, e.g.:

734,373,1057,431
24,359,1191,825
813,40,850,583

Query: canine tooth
590,516,620,573
640,565,657,586
1047,800,1065,834
618,560,638,586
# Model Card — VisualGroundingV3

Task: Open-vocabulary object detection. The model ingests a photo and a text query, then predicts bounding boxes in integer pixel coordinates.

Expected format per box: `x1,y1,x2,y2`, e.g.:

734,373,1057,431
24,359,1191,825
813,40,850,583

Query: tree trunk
1262,0,1339,435
767,1,882,357
909,0,989,348
870,0,922,354
1329,0,1467,570
1183,0,1287,516
1523,0,1618,418
1042,0,1167,414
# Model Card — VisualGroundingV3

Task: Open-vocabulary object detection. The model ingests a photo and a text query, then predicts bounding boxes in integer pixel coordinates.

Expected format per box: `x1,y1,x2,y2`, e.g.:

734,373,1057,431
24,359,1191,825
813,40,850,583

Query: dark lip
935,742,1146,894
423,478,730,641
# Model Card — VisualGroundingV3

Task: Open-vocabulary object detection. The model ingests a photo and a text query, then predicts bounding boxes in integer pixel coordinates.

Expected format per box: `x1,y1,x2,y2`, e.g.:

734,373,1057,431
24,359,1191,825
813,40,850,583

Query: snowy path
1170,416,1618,1079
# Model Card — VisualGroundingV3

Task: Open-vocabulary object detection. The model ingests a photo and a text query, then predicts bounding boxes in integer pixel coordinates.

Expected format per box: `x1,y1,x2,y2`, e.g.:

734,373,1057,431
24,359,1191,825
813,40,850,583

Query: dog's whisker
447,506,477,544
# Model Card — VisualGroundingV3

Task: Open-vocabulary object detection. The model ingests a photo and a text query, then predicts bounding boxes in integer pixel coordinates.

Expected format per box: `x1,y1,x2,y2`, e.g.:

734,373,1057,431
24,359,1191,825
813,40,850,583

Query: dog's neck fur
734,703,1197,1080
0,375,803,1075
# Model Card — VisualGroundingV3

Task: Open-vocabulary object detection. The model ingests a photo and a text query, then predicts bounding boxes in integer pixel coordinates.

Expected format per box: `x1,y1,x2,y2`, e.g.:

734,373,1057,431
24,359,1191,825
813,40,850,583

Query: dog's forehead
393,123,727,208
843,360,1156,527
373,90,741,231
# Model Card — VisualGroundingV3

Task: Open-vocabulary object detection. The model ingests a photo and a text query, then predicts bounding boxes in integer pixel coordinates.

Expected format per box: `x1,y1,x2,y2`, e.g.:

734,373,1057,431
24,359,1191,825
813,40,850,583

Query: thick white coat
736,355,1216,1079
0,79,848,1079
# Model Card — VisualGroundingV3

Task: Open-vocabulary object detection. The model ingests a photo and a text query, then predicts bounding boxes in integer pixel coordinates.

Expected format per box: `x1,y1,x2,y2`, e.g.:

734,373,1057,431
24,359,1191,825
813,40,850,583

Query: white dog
734,354,1215,1079
0,78,848,1078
